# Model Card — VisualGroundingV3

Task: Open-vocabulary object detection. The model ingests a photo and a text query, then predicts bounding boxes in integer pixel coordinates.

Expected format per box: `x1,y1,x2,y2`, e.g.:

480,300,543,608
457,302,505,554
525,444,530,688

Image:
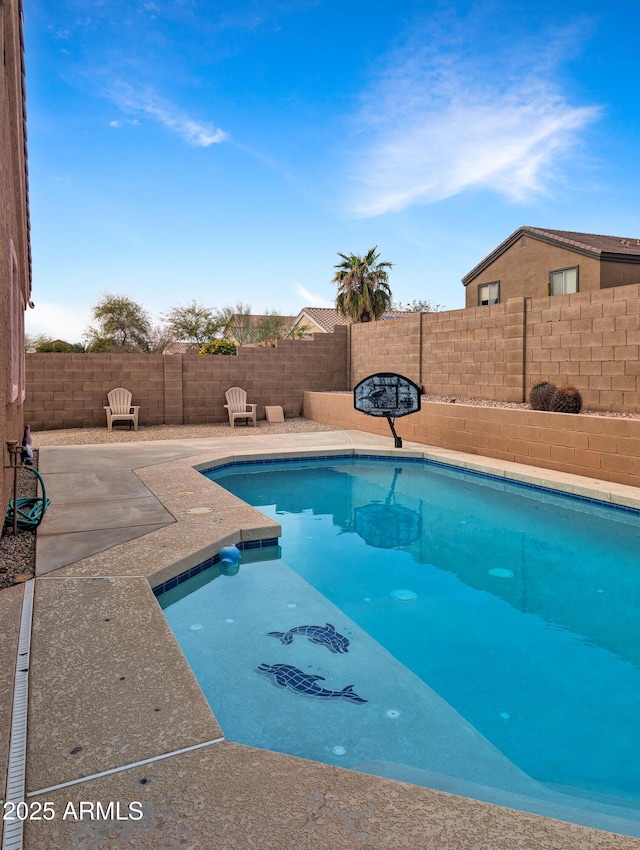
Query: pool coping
5,429,640,849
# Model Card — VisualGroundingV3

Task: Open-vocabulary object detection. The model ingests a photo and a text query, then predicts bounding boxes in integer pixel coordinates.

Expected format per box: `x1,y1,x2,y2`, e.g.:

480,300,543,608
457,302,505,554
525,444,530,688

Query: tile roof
527,227,640,256
293,308,352,332
292,308,408,333
463,226,640,285
162,341,199,354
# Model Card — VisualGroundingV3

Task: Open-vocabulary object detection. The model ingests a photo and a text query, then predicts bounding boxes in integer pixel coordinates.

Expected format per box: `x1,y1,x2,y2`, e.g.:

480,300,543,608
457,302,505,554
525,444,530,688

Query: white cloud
347,27,601,217
293,283,333,307
109,83,228,147
25,303,90,344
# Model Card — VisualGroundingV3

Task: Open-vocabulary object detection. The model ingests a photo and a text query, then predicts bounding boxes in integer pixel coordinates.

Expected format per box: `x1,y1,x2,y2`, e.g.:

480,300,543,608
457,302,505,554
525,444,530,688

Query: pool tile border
152,538,280,596
201,451,640,518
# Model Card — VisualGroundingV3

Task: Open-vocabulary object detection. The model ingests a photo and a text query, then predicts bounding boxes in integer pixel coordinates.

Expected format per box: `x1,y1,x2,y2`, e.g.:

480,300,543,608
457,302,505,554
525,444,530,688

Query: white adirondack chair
104,388,140,431
224,386,257,427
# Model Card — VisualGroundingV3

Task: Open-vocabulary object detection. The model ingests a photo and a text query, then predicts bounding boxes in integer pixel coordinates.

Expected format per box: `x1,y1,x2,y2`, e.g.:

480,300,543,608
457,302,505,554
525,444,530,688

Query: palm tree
332,247,393,322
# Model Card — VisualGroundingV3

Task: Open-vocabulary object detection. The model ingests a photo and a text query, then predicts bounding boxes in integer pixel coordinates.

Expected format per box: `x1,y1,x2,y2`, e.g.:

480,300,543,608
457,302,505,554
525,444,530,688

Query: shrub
35,339,84,353
529,380,557,411
549,385,583,414
199,340,237,356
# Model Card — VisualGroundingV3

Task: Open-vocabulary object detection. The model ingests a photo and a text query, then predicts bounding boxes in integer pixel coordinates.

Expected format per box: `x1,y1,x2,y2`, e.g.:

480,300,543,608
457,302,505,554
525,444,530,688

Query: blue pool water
160,455,640,835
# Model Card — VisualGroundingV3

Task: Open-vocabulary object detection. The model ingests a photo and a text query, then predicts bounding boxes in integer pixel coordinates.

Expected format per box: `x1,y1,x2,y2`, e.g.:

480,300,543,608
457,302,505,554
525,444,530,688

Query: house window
478,281,499,306
550,266,578,296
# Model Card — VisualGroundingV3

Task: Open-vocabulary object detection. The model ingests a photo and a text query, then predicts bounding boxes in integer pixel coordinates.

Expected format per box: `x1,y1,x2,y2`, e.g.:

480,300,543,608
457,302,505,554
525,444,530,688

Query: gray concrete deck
3,429,640,849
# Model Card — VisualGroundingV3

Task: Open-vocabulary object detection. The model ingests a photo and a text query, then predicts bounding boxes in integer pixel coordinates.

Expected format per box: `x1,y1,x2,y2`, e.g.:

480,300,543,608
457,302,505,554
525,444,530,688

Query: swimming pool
159,454,640,836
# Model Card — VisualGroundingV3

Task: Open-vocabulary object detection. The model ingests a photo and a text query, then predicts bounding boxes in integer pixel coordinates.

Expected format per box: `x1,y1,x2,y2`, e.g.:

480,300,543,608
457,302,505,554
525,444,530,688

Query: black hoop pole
386,416,402,448
354,373,420,448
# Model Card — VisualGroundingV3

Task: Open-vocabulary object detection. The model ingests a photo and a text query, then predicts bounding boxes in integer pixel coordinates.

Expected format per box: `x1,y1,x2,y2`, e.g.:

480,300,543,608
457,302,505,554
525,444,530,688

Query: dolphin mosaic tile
267,622,351,653
256,663,367,704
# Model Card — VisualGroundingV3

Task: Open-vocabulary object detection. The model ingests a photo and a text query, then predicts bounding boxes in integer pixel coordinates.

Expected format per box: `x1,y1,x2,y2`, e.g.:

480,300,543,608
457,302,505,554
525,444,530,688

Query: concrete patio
2,427,640,849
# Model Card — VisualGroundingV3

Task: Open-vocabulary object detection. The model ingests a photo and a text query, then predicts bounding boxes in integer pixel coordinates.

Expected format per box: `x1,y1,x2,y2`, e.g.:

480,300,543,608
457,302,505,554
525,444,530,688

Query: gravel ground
420,393,640,417
32,417,342,446
0,452,38,590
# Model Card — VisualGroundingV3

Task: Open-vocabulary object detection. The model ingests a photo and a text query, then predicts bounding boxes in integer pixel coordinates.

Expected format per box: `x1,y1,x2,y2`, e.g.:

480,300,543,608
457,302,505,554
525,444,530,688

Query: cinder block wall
181,330,349,424
25,353,166,430
304,391,640,489
420,300,525,402
350,314,422,386
24,327,349,431
350,302,528,403
23,284,640,431
525,285,640,412
350,284,640,413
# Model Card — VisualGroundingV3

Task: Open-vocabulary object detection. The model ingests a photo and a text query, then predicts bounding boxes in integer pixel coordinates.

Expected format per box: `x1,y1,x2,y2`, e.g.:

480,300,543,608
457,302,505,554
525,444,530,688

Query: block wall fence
24,328,349,431
23,282,640,431
304,391,640,490
351,283,640,413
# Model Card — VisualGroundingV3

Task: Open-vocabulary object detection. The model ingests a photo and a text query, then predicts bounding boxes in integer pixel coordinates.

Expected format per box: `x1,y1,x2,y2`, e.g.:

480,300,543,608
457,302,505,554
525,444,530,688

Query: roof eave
461,226,604,286
600,252,640,264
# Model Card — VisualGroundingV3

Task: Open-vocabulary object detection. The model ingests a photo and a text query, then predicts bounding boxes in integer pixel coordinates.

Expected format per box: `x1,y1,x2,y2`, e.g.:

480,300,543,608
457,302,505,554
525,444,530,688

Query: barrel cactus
529,380,557,411
549,385,583,414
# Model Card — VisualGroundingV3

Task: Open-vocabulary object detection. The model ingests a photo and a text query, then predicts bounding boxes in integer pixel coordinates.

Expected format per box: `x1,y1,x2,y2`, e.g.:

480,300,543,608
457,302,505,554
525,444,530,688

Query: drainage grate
2,579,34,850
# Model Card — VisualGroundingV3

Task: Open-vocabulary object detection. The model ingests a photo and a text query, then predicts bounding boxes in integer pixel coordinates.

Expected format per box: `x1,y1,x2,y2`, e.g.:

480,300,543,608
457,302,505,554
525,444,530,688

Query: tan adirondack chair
104,387,140,431
224,386,257,427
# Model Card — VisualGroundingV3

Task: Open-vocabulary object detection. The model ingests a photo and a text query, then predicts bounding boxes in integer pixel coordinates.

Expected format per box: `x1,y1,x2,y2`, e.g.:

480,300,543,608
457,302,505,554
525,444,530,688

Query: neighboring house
287,308,351,337
287,307,406,337
1,0,32,513
162,341,199,355
463,226,640,308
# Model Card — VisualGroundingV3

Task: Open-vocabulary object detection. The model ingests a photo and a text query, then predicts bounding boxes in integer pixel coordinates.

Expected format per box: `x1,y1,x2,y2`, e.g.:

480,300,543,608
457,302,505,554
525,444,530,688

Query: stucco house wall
465,236,602,307
1,0,31,513
463,228,640,309
600,260,640,289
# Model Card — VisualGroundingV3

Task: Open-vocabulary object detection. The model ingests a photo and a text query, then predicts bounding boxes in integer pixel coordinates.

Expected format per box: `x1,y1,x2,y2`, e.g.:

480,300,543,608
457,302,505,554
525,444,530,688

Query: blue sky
24,0,640,343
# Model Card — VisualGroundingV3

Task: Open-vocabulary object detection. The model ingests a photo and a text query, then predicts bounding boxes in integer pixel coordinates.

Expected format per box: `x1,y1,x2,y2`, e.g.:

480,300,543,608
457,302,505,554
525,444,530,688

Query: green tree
254,311,286,346
392,299,445,313
199,339,237,355
332,247,393,322
25,333,53,352
218,304,311,346
218,302,255,345
254,311,311,346
83,293,152,352
35,339,85,353
161,301,222,346
85,336,116,353
148,324,177,354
